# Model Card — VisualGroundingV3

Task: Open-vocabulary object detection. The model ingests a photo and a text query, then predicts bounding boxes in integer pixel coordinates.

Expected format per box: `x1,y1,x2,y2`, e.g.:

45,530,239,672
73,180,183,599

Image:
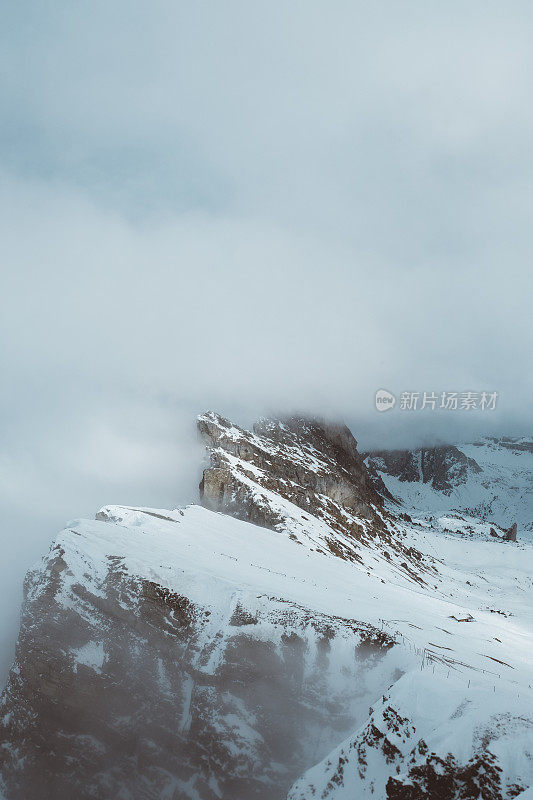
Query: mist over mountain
1,2,533,797
1,412,531,799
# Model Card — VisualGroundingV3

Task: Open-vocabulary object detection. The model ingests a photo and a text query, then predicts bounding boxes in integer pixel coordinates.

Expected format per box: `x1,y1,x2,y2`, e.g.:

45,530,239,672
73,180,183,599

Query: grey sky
1,1,532,678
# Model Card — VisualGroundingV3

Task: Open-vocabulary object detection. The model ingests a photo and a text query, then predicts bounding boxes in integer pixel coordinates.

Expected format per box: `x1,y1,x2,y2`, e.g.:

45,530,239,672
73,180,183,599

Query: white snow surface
371,437,533,535
73,641,105,673
40,485,533,797
19,421,532,798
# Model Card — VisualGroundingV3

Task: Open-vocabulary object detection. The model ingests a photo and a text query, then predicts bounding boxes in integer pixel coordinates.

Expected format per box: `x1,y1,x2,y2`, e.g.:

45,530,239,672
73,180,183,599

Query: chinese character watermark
375,390,498,412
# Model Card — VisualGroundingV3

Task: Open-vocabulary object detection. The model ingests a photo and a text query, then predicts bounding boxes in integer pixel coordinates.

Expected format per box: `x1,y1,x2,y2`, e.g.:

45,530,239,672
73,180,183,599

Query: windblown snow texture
0,415,531,799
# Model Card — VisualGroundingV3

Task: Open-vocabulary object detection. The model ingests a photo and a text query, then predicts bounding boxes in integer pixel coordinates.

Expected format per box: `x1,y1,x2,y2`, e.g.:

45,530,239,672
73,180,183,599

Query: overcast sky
1,0,532,678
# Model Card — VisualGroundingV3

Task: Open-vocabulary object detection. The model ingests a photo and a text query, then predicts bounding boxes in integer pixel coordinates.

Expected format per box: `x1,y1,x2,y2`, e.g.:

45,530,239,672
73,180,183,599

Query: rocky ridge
0,414,531,800
198,411,382,523
365,445,482,495
365,437,533,535
197,412,432,583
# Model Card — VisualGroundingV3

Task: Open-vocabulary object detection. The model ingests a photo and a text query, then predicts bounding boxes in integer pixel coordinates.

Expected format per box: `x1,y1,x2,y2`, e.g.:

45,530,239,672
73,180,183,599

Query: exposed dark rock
197,412,432,578
0,556,395,800
502,522,517,542
198,412,383,525
386,747,503,800
365,446,482,495
494,437,533,454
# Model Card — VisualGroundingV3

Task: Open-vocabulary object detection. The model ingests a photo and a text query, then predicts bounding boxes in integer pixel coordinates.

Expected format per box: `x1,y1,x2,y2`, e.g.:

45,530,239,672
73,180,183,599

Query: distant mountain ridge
365,436,533,534
364,444,482,494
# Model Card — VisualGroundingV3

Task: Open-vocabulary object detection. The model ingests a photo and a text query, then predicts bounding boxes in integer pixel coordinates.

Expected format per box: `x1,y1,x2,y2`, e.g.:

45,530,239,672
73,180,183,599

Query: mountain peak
0,413,532,800
197,409,384,533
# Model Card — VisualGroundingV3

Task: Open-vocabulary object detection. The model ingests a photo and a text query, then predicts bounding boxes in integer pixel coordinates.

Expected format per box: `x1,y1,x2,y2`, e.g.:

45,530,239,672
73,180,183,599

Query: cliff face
198,411,382,524
1,415,532,800
365,445,482,495
365,436,533,535
0,506,397,800
196,412,430,580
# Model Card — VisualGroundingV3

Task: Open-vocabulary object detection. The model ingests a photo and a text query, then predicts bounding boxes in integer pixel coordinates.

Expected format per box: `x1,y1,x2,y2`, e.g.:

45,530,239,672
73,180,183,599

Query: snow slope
10,500,533,798
1,418,532,799
366,437,533,535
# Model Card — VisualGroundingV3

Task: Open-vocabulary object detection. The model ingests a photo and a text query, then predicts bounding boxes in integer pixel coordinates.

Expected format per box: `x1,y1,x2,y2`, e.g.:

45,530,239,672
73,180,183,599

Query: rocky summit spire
0,416,531,800
197,411,383,527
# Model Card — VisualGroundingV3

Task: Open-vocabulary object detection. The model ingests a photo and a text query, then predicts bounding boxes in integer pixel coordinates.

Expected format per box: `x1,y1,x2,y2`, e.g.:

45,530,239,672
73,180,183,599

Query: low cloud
1,0,532,679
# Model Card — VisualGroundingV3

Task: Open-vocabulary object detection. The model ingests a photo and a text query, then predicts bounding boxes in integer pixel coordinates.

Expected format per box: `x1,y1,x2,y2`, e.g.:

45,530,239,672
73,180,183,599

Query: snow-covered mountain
365,437,533,536
0,415,532,800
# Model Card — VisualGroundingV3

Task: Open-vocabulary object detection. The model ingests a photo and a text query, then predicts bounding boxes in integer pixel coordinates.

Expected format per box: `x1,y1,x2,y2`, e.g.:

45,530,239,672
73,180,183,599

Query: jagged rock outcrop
365,437,533,535
490,436,533,454
197,412,433,581
198,412,382,524
386,747,505,799
287,672,533,800
503,522,518,542
365,445,482,496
